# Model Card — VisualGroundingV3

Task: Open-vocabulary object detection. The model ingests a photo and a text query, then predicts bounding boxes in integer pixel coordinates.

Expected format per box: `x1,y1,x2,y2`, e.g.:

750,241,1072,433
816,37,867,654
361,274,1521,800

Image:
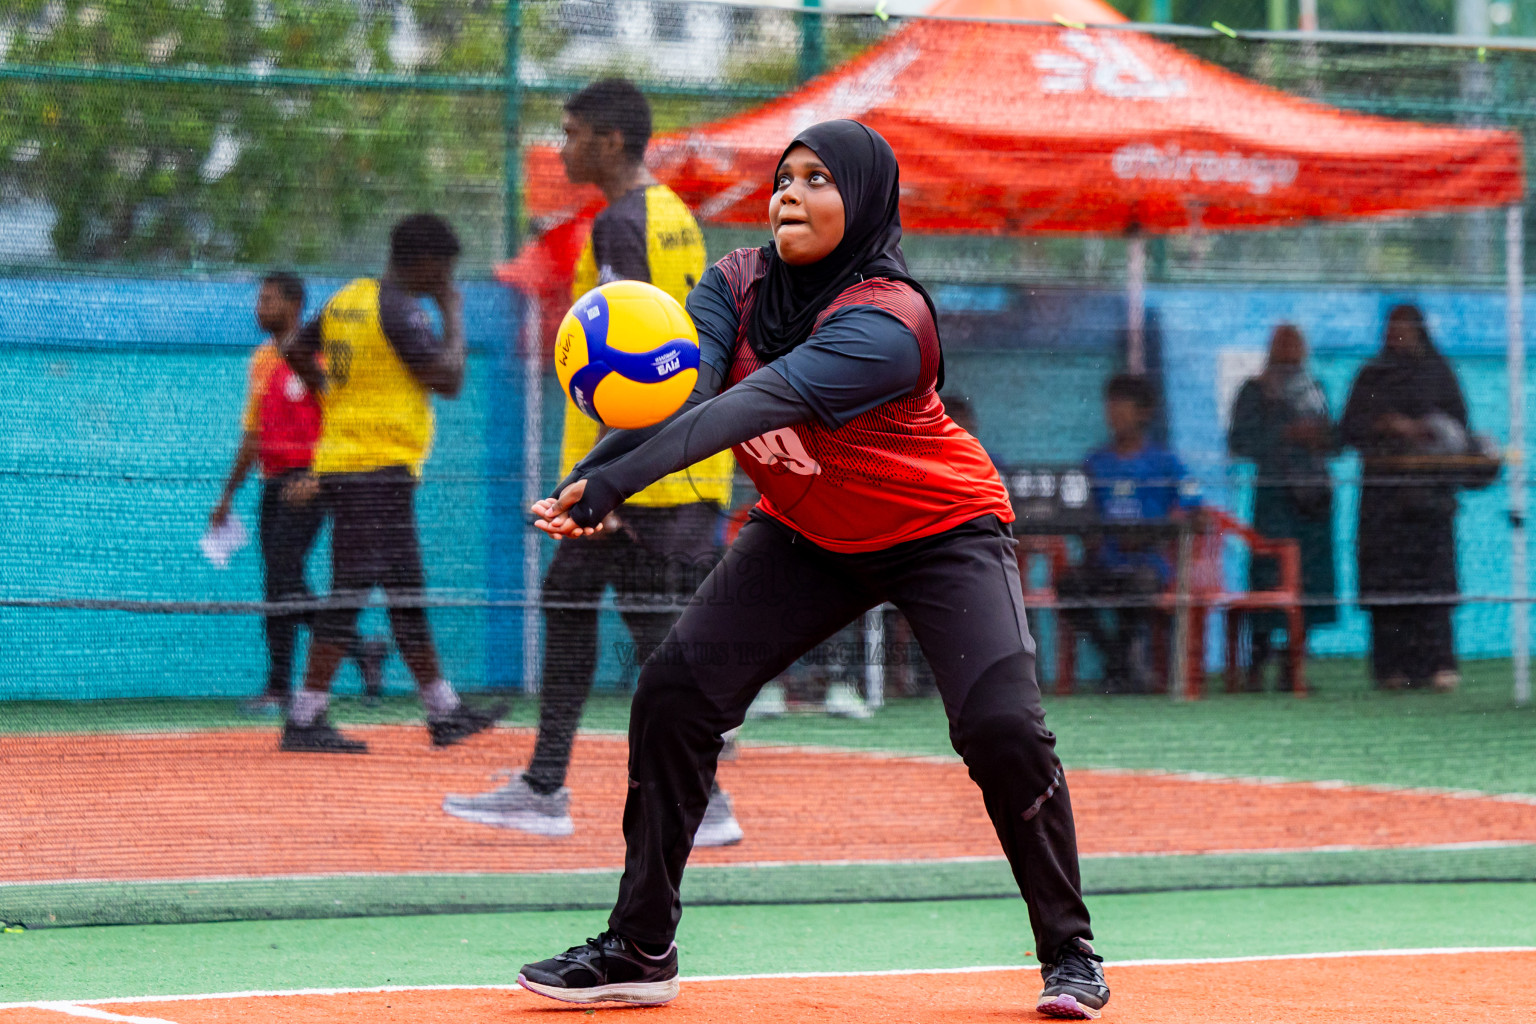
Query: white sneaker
824,682,873,719
694,788,744,847
747,682,788,718
442,771,574,837
1432,670,1460,692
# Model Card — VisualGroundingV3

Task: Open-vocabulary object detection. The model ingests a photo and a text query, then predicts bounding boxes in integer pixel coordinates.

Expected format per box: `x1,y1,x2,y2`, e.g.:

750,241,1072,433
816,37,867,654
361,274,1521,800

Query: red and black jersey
715,247,1013,553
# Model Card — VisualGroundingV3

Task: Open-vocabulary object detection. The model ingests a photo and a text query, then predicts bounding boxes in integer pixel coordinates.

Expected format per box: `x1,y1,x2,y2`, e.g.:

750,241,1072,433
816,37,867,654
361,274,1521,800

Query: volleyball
555,280,701,430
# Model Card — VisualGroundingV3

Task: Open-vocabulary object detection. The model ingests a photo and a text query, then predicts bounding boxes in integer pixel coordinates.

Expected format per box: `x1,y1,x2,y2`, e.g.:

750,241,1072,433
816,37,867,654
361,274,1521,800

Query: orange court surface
5,951,1536,1023
7,726,1536,883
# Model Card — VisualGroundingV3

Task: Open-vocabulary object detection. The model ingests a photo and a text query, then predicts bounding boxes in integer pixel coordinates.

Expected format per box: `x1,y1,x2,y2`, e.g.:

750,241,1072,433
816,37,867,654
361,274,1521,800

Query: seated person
1057,374,1200,693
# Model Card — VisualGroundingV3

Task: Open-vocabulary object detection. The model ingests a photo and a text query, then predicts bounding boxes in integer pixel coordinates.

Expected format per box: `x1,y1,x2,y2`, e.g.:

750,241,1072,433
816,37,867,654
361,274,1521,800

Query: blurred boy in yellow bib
280,214,504,753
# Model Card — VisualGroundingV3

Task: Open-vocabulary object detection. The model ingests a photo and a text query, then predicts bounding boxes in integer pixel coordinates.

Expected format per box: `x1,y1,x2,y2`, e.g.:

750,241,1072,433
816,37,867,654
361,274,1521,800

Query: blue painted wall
0,276,1528,699
0,276,519,700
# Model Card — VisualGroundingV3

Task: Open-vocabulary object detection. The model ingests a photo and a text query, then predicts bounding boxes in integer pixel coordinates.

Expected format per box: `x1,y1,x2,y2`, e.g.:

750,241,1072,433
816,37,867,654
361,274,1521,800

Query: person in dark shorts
279,215,503,754
442,80,740,844
514,121,1108,1020
210,271,385,716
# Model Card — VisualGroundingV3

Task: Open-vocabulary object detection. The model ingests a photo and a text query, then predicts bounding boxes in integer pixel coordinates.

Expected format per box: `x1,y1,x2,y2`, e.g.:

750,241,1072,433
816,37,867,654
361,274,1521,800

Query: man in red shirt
211,272,384,715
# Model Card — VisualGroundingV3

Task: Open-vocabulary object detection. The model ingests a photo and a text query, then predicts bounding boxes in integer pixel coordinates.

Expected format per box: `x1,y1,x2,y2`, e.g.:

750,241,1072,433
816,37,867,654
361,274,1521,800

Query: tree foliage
1,0,505,269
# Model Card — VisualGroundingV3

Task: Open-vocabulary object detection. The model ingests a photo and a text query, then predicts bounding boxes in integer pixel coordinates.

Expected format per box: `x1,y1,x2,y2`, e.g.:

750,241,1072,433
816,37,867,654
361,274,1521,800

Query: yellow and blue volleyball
554,280,701,430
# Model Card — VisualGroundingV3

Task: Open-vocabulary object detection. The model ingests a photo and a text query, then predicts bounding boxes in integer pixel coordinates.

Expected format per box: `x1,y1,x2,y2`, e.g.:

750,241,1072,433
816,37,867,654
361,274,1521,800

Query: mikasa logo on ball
653,349,681,377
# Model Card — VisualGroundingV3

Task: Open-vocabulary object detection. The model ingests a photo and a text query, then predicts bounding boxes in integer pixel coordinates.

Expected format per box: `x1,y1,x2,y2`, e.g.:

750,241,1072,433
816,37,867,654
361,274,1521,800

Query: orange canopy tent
517,0,1522,235
504,0,1523,373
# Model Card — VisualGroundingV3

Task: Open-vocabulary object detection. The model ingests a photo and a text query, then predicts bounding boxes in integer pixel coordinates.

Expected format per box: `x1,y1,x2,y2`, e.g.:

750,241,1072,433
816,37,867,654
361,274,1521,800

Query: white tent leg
1127,235,1147,374
521,296,545,695
1508,205,1530,706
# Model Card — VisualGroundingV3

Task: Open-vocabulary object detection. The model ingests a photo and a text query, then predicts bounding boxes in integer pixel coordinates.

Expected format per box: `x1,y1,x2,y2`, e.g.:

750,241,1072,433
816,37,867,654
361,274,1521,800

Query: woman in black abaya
1340,304,1469,691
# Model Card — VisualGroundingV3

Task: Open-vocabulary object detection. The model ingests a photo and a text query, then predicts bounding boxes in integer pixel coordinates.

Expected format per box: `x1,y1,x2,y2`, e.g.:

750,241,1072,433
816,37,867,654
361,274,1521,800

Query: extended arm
562,367,812,527
552,363,725,497
549,262,741,497
539,304,924,533
211,431,259,525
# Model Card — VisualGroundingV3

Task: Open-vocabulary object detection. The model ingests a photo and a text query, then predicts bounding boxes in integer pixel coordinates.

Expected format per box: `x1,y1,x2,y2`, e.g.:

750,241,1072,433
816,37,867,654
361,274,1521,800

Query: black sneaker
518,931,679,1005
1037,938,1109,1019
427,700,508,748
280,718,368,754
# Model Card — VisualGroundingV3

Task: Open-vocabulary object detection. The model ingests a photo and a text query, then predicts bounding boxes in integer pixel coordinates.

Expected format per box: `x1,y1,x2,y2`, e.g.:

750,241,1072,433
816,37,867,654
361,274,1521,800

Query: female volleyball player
516,120,1109,1020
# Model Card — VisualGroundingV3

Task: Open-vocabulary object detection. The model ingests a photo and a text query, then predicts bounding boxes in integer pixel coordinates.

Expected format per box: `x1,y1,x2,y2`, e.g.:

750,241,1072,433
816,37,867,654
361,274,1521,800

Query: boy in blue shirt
1059,374,1200,693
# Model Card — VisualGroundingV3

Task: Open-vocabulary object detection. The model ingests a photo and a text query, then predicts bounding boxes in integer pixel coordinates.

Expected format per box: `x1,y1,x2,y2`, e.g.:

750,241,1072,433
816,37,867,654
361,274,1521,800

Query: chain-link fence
3,1,1535,929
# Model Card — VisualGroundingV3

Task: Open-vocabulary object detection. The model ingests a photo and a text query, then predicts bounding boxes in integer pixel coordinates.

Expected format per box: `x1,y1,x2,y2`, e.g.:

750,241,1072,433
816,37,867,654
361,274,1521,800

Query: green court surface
3,883,1534,1003
9,656,1535,793
6,659,1532,1005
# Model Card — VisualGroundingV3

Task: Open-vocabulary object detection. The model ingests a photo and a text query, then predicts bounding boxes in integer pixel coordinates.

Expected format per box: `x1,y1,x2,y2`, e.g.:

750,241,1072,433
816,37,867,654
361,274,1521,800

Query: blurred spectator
1058,374,1200,693
210,272,384,716
1227,324,1338,692
1341,304,1469,692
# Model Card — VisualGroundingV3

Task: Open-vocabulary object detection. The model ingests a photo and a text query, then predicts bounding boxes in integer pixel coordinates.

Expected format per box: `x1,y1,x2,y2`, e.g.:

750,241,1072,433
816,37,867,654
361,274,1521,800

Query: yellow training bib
312,278,434,476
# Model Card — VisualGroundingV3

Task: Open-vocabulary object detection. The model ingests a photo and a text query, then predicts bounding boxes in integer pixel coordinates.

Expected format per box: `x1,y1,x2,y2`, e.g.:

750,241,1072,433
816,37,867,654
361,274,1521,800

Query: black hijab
747,119,944,388
1363,304,1467,424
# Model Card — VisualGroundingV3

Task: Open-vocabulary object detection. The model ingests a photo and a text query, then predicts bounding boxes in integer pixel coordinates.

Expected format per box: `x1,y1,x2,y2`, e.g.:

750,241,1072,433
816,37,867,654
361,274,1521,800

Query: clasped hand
531,480,605,538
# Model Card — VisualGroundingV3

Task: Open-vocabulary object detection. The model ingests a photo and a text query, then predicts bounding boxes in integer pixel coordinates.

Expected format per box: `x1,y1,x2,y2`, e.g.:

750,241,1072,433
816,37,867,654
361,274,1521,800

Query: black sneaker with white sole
1037,937,1109,1019
518,931,679,1006
427,700,508,748
279,718,368,754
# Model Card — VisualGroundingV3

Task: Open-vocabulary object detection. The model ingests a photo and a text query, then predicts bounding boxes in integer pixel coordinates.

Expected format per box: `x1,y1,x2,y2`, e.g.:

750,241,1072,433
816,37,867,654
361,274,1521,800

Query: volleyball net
3,0,1535,929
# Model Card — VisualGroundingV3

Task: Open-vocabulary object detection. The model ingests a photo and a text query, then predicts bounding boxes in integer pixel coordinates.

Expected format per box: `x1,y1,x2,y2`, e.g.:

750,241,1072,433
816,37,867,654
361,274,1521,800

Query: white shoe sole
1036,993,1103,1019
441,799,575,837
694,818,744,847
518,973,679,1006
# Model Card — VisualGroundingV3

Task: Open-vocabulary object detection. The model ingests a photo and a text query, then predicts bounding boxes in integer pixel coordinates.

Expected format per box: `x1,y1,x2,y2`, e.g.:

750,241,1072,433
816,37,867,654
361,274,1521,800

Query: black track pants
529,503,721,792
259,471,324,695
606,512,1093,961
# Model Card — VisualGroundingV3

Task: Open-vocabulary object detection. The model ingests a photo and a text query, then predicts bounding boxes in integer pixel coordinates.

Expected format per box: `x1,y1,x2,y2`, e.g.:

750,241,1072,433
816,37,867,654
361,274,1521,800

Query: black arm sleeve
566,367,811,528
378,284,441,379
544,264,739,498
550,363,724,498
684,264,740,378
770,306,922,429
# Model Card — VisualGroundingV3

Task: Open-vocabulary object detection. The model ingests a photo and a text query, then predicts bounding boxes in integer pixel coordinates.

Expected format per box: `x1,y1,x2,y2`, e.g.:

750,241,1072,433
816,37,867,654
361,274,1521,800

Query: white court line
4,947,1534,1012
22,1003,181,1024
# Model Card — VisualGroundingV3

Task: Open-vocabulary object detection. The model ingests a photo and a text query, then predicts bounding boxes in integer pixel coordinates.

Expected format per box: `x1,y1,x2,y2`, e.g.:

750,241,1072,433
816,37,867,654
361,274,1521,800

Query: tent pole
521,295,545,695
1508,204,1530,706
1127,234,1147,374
